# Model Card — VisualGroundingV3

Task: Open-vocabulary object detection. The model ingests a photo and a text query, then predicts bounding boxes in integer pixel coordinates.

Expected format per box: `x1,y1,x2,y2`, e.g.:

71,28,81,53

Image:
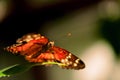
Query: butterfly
5,33,85,70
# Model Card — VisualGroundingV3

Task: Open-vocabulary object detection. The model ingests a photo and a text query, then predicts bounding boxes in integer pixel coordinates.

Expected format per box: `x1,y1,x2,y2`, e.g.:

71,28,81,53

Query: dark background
1,0,120,80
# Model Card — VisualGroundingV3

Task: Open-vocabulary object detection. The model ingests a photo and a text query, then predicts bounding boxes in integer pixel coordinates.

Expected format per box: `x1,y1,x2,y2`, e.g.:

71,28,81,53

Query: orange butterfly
5,33,85,70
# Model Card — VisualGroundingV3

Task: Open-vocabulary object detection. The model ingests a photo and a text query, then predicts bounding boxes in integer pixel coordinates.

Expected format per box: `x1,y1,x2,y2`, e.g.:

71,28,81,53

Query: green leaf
0,62,65,78
0,63,34,77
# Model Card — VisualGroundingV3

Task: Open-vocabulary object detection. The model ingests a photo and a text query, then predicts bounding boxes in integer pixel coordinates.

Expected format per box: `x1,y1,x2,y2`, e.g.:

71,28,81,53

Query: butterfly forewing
50,46,85,69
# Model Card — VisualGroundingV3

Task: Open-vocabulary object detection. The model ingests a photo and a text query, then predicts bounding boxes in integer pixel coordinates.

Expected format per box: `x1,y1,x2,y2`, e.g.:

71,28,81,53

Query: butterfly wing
5,33,49,62
49,46,85,70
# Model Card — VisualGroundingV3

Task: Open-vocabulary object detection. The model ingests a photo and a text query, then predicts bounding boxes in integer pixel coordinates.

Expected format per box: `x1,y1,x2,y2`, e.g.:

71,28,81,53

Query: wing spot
75,59,80,63
73,63,78,67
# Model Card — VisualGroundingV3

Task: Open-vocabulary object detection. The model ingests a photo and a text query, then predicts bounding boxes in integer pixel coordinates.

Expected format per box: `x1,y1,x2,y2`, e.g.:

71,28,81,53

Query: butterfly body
5,33,85,70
